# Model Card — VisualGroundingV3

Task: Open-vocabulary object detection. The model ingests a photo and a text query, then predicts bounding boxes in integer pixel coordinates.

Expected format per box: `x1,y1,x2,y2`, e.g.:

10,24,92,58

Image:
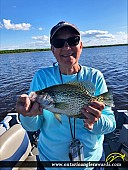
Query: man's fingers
81,107,98,123
16,94,43,117
83,119,94,130
81,101,105,130
16,94,31,113
90,101,105,111
26,102,42,116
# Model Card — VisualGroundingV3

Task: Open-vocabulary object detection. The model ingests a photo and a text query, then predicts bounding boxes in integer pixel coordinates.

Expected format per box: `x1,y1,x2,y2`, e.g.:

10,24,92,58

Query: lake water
0,45,128,121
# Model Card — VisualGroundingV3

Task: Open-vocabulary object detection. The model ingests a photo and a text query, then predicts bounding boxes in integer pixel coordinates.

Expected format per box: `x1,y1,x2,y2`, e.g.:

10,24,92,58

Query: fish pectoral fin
96,92,114,107
54,102,69,109
54,113,62,124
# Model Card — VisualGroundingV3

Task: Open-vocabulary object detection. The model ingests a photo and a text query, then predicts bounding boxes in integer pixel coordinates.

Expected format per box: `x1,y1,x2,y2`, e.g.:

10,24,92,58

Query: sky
0,0,127,50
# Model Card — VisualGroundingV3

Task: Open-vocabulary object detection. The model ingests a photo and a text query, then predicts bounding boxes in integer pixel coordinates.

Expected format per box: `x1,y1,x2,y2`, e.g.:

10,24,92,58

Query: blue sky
0,0,127,50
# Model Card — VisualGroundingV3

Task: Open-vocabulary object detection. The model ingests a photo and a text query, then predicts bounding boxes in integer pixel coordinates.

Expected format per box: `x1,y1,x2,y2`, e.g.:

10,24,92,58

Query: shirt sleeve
20,114,44,131
29,70,46,94
91,106,116,134
20,70,46,131
90,70,116,134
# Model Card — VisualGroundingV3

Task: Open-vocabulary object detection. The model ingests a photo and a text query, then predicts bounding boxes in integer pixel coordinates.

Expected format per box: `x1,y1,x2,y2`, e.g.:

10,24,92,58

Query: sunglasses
51,36,80,48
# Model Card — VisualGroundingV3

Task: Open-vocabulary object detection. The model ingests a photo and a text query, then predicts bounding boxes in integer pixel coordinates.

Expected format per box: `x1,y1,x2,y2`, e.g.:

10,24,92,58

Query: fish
29,81,114,122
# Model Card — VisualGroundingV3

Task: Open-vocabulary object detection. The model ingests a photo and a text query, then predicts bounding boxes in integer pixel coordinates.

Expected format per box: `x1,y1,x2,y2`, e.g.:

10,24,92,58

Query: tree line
0,44,127,54
0,48,51,54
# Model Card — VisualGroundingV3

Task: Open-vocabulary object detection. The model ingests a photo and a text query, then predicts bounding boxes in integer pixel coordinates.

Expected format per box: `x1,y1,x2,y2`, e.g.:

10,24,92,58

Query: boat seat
0,124,32,169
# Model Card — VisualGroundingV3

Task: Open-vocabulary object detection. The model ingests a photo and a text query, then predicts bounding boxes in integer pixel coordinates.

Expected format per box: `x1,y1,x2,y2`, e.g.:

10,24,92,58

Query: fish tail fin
95,92,114,107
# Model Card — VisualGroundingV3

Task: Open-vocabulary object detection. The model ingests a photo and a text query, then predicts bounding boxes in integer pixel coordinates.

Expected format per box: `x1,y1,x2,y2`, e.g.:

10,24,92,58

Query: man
16,21,116,170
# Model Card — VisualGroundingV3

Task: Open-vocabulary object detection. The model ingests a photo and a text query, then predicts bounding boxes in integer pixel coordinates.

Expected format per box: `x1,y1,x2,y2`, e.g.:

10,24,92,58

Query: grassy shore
0,43,127,54
0,48,51,54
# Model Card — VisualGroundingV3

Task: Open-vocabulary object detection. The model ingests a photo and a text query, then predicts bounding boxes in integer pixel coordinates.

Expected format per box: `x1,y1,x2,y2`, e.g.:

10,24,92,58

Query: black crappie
29,81,114,120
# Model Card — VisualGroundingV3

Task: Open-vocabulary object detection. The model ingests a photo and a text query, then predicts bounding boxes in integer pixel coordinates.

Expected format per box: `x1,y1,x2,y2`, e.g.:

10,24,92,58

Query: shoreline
0,43,127,54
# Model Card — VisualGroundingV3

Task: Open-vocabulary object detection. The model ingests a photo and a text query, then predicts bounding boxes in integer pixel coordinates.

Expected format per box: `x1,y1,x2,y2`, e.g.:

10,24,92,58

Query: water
0,46,128,121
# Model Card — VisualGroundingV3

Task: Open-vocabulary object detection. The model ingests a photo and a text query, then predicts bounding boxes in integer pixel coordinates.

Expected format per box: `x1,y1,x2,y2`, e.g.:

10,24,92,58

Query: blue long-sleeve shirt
20,65,116,170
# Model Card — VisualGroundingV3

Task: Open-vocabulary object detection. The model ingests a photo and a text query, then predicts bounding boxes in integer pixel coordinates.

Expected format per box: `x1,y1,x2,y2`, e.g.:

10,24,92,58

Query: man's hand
81,101,105,130
16,94,42,117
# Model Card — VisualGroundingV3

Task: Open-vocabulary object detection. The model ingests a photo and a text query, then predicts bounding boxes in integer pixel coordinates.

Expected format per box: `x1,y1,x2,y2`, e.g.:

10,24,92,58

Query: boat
0,110,128,169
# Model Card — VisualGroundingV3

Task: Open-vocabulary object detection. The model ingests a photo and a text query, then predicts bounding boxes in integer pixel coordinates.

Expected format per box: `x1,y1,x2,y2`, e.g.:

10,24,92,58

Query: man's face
51,29,83,69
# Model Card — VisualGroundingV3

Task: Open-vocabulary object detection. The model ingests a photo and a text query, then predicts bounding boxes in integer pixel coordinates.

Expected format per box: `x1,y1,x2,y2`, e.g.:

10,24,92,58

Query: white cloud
96,34,114,39
38,27,43,30
30,35,50,48
81,30,115,39
81,29,127,46
81,30,109,37
0,40,50,50
114,32,127,43
32,35,49,41
27,40,50,48
116,31,126,35
3,19,31,30
1,26,127,50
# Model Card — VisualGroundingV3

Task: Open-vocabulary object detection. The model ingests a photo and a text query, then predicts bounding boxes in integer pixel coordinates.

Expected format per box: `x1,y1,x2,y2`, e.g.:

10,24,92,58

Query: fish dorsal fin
65,81,95,94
